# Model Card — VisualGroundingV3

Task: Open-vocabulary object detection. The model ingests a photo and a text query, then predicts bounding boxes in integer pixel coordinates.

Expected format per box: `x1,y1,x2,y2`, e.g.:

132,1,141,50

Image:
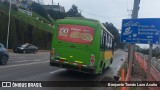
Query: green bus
50,17,114,74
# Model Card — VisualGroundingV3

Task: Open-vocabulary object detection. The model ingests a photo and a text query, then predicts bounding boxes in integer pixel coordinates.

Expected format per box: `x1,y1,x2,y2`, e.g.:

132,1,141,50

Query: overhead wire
47,0,128,20
78,9,128,19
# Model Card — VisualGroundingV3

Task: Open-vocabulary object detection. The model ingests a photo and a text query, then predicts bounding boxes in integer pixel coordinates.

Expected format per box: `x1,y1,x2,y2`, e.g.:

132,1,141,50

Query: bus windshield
57,24,95,44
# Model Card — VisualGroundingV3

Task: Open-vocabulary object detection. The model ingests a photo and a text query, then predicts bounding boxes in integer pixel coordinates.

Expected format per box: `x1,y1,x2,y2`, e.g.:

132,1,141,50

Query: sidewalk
130,55,147,90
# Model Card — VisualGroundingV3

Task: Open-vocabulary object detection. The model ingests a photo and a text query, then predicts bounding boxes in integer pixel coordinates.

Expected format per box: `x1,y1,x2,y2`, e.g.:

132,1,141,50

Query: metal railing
135,52,160,90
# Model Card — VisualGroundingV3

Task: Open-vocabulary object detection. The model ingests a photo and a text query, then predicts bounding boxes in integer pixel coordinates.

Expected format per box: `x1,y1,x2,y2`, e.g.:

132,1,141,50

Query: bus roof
65,17,99,22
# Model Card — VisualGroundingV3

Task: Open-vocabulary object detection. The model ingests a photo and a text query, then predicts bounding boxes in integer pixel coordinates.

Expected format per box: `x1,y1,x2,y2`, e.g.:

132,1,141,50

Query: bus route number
59,28,69,37
59,28,69,33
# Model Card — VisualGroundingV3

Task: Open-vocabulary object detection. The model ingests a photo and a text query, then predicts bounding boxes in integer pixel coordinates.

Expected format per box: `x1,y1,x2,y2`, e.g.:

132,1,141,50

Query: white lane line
9,58,49,63
115,65,121,72
50,69,66,74
0,61,49,69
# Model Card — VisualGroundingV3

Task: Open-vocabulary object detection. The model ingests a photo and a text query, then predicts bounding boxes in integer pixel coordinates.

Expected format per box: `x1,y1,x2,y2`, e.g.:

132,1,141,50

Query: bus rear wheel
110,58,113,64
102,63,106,72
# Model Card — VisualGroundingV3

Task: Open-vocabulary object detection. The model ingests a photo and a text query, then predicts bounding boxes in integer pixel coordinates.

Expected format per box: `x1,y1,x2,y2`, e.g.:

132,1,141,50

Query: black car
0,43,9,65
13,43,38,53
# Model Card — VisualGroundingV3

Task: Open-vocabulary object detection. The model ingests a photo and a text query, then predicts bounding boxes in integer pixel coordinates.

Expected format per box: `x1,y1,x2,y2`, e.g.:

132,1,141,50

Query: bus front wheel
110,58,113,64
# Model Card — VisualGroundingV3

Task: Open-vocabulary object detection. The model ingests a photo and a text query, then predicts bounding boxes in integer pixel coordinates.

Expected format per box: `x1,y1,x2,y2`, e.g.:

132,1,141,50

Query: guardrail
135,52,160,90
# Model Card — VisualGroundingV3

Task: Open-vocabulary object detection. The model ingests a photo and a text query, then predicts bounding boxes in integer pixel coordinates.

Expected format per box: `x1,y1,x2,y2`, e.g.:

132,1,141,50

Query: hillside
1,2,54,32
0,1,122,49
0,2,53,49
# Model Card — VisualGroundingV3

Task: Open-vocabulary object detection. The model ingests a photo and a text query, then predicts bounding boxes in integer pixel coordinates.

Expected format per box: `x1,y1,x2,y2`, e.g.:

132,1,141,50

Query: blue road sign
121,18,160,44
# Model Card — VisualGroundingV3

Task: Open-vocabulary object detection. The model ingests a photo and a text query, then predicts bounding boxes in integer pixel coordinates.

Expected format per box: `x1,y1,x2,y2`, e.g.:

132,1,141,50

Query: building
18,0,33,10
19,0,32,5
43,3,65,12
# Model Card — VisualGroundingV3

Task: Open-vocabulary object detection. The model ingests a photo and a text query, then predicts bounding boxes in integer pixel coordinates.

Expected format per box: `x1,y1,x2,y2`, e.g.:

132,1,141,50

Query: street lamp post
6,0,11,49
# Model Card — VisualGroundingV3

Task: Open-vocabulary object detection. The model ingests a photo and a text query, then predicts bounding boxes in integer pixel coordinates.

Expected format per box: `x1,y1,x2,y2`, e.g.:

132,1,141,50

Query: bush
31,2,49,21
3,1,18,11
48,9,67,20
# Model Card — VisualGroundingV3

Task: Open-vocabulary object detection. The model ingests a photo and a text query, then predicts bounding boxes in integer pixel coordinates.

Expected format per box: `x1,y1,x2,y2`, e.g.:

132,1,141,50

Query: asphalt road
0,50,126,90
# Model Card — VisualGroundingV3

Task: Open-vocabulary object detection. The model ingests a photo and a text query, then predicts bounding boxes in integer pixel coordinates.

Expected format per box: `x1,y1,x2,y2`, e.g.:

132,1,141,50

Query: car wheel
110,58,113,64
13,49,16,53
33,50,37,54
23,50,26,54
0,55,8,65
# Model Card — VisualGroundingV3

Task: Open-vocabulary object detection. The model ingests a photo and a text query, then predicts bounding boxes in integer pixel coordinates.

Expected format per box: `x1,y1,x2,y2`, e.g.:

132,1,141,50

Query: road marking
0,61,49,69
114,65,121,74
9,58,49,63
50,69,66,74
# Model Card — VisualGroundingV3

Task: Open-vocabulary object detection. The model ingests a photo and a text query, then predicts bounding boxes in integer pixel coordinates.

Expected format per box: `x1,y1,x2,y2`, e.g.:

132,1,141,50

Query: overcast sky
41,0,160,48
42,0,160,30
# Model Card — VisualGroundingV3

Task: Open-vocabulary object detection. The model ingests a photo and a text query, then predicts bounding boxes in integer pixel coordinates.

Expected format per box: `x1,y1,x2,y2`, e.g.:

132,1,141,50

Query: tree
31,2,49,20
67,5,83,17
48,10,67,20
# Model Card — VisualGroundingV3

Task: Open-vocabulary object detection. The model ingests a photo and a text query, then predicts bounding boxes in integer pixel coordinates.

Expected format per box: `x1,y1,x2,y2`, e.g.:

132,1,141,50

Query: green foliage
0,1,18,11
48,9,67,20
12,10,53,33
19,6,27,10
32,11,53,24
0,2,53,49
67,5,83,17
31,2,49,21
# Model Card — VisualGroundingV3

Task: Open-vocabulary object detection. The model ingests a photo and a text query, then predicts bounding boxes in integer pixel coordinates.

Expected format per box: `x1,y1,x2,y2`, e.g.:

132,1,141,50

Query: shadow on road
48,69,101,81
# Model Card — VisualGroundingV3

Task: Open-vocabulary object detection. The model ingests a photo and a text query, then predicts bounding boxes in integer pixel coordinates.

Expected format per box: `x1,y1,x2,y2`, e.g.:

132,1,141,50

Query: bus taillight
50,48,54,59
90,54,95,64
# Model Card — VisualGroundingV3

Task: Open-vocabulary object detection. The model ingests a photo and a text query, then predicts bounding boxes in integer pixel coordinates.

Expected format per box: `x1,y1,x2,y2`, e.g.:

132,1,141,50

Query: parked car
0,43,9,65
13,43,38,53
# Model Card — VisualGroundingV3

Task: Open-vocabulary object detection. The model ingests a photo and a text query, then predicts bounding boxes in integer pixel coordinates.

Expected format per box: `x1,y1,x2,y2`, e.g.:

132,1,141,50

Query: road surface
0,50,126,90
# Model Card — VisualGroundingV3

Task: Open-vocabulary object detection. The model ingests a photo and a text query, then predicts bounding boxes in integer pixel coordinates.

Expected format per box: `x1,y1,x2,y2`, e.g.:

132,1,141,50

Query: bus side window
108,35,110,49
100,30,107,51
112,39,115,52
100,30,104,50
105,33,108,50
110,37,112,49
103,30,107,50
106,33,108,49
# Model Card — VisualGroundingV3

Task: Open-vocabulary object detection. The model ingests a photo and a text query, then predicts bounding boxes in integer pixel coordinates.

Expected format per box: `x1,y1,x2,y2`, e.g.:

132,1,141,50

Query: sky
41,0,160,48
41,0,160,29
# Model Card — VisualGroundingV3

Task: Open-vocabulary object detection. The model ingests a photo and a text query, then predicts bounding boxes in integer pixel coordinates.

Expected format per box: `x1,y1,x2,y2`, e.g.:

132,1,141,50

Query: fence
134,52,160,90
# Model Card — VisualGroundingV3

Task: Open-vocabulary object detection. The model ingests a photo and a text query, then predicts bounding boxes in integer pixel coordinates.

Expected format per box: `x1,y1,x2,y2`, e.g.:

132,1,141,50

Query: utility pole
147,44,152,81
37,0,39,4
6,0,11,49
132,0,140,19
52,0,53,9
129,0,140,77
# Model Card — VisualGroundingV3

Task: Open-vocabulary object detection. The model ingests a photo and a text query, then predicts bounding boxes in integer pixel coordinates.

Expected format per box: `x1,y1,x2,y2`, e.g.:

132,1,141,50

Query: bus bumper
50,60,95,74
